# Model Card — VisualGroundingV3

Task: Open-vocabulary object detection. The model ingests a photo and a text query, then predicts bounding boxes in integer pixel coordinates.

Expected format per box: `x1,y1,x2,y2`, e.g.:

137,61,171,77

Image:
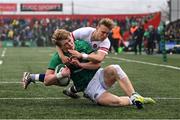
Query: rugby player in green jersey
22,29,155,108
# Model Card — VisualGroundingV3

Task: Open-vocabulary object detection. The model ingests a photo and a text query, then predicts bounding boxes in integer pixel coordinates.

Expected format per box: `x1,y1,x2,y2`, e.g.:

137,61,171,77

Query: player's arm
68,49,106,63
70,58,101,69
44,67,70,85
79,61,101,69
44,69,58,86
56,46,70,64
86,50,106,63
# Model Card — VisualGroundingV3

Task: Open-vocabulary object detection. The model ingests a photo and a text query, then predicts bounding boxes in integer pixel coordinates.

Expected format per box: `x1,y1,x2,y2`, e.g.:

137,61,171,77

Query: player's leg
104,64,155,107
97,91,131,106
112,65,155,104
62,85,80,99
83,69,132,107
22,72,58,89
103,65,135,96
22,72,45,89
102,65,143,107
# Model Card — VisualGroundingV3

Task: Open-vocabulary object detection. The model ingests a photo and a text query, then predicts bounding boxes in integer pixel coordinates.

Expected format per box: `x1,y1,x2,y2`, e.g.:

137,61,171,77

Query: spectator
133,23,145,55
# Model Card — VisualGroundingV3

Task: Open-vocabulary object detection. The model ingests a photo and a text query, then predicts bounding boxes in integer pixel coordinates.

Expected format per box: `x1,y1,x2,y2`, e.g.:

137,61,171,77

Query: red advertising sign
21,3,63,12
0,3,17,12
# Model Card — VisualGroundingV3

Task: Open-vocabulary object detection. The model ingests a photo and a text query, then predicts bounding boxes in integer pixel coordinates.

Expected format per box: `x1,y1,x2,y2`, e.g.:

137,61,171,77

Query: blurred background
0,0,179,54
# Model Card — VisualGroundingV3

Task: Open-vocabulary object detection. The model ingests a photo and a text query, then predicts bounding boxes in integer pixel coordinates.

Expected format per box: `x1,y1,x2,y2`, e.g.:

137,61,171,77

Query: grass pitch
0,47,180,119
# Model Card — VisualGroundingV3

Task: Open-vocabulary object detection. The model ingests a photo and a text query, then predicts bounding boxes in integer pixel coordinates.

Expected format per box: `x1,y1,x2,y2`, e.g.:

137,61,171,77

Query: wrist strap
82,53,88,60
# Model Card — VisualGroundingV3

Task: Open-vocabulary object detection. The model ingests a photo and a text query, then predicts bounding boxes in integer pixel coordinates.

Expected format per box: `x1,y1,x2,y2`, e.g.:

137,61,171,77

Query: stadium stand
0,12,160,48
164,19,180,53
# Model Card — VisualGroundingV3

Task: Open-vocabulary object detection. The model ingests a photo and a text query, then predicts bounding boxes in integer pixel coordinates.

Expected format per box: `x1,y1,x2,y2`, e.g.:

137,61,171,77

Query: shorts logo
94,93,98,99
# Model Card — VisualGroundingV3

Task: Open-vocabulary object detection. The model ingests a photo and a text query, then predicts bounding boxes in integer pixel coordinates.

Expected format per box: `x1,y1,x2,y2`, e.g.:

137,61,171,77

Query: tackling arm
68,50,106,63
87,50,106,63
79,62,101,69
70,58,101,69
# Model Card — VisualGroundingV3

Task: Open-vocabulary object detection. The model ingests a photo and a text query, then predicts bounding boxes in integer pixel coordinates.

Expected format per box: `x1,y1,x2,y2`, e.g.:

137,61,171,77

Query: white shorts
84,68,107,103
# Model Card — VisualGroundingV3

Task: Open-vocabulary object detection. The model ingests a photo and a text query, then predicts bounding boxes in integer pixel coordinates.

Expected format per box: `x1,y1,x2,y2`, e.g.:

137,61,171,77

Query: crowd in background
0,14,154,46
0,15,179,54
165,19,180,41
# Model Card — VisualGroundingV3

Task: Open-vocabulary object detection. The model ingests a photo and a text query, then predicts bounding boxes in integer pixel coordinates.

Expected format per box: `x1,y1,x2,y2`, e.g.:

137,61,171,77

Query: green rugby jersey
48,40,99,92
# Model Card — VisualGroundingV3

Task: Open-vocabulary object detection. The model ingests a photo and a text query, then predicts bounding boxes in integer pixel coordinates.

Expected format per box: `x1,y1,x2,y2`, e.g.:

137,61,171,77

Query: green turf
0,47,180,119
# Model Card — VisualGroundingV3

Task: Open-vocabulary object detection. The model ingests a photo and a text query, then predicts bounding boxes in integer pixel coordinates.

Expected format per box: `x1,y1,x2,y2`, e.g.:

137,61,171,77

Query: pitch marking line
1,48,7,57
107,56,180,71
0,48,7,65
0,82,32,84
0,97,179,100
0,97,76,100
0,81,73,84
155,97,180,100
0,60,3,65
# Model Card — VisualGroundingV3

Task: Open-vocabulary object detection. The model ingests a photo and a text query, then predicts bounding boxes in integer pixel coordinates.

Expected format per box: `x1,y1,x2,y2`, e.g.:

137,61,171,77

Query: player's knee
104,66,116,74
109,64,127,80
104,66,117,80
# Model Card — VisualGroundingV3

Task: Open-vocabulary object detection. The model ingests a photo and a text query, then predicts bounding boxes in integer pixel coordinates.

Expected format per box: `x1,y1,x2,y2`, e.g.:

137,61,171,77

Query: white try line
107,56,180,71
0,97,179,100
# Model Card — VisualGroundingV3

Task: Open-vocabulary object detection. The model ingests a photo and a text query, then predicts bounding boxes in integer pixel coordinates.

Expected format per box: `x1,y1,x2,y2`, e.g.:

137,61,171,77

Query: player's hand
70,58,81,67
61,56,71,64
68,50,82,59
61,67,71,77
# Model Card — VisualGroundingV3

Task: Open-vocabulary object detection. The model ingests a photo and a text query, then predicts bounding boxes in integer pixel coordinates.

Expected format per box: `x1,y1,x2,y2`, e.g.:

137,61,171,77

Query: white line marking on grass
0,60,3,65
0,81,43,84
1,48,7,57
0,97,85,100
0,82,25,84
0,81,74,84
155,97,180,100
107,56,180,71
0,97,179,100
0,48,7,65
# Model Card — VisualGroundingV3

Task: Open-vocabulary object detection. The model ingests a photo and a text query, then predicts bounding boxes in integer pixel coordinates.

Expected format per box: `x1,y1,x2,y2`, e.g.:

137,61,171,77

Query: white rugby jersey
72,27,110,54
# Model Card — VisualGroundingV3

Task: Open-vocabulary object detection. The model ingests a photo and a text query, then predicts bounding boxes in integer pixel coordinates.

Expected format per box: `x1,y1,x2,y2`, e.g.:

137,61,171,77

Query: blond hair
51,29,71,45
98,18,115,30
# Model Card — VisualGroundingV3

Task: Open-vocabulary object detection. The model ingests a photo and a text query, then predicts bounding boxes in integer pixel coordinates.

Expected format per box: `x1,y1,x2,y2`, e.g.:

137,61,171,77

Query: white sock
128,97,133,105
35,74,40,81
30,74,40,81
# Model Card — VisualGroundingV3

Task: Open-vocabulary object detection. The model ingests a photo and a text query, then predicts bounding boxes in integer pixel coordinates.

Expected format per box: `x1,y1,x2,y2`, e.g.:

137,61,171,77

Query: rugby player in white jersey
57,18,114,64
56,18,114,98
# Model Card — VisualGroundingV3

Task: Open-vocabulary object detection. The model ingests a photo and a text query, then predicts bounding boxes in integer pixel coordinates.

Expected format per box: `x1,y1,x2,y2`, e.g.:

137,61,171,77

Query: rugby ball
55,64,70,86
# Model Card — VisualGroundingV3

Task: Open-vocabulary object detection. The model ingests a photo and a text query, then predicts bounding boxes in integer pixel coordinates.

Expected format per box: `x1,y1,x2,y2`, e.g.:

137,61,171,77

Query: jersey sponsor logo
93,44,98,49
94,93,99,99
